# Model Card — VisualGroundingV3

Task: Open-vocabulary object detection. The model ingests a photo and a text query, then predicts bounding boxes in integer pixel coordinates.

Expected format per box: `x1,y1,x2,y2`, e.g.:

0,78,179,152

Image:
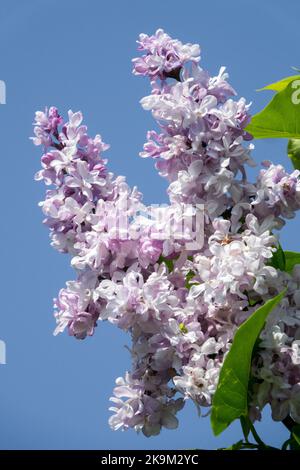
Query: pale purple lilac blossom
33,30,300,436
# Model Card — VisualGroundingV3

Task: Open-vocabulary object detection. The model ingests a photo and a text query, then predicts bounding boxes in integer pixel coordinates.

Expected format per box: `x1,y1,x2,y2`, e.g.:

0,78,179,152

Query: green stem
282,416,296,432
249,422,268,449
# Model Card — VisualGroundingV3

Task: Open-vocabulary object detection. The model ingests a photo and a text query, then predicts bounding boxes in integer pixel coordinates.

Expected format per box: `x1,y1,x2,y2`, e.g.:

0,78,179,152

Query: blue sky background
0,0,299,450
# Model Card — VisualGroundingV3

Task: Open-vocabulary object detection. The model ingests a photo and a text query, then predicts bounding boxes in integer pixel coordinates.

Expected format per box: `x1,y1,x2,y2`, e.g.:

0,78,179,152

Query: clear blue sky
0,0,299,450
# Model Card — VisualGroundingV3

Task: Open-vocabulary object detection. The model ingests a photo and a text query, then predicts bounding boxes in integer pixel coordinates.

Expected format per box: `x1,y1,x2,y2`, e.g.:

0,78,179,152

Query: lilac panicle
33,29,300,435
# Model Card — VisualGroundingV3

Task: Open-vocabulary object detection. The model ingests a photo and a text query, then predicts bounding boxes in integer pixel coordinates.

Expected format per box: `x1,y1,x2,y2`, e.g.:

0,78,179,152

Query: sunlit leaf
245,80,300,139
258,75,300,92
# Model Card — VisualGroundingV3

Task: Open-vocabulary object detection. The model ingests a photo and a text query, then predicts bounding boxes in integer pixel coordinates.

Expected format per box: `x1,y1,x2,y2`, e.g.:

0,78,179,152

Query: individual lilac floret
132,29,200,80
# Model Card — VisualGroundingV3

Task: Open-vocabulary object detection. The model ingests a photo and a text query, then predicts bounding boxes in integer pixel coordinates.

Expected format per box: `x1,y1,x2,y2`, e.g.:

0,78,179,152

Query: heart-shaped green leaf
245,79,300,139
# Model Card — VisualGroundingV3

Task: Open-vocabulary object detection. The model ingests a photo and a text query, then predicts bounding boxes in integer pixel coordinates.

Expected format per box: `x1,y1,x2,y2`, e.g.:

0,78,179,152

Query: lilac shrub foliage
33,30,300,437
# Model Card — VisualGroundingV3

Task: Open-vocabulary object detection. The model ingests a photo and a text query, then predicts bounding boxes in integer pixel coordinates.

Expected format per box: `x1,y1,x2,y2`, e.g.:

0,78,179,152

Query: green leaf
292,424,300,447
210,290,286,436
283,251,300,272
269,244,286,271
258,75,300,92
287,138,300,170
245,80,300,139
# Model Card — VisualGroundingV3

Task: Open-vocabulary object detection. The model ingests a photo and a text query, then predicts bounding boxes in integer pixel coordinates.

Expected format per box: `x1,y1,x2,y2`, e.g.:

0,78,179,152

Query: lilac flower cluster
132,29,200,81
33,29,300,436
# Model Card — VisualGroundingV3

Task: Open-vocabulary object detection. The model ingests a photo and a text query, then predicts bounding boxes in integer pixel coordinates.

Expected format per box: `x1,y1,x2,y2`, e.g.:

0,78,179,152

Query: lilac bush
32,29,300,441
